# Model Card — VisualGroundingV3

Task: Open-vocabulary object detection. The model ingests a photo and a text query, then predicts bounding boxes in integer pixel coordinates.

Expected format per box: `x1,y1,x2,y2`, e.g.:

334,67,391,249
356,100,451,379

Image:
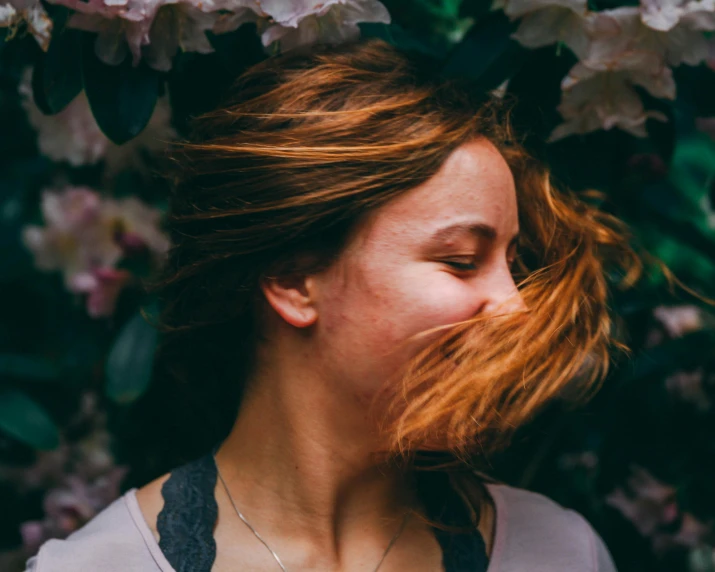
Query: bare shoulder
134,472,172,543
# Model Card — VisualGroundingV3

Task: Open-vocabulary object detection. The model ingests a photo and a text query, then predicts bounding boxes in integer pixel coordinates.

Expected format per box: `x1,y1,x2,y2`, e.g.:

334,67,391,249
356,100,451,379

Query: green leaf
674,64,715,118
81,33,160,145
459,0,494,20
441,9,528,90
105,310,158,403
0,354,61,381
0,390,60,450
625,331,715,382
508,45,576,155
31,13,83,114
206,23,265,77
359,22,442,57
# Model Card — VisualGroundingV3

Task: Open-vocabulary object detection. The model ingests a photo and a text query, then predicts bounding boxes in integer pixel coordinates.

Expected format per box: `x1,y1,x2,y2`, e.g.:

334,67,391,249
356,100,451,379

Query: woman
25,38,642,571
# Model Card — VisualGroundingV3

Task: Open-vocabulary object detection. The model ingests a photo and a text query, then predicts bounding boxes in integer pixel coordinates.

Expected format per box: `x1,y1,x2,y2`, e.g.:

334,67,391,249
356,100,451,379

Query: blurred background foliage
0,0,714,570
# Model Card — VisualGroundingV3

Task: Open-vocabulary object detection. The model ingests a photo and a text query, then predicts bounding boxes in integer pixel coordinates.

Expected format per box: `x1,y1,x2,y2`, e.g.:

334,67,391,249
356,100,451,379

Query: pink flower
259,0,391,52
653,304,703,337
69,267,134,318
2,391,130,554
21,187,169,318
214,0,391,52
606,465,712,554
665,368,711,410
49,0,224,70
20,465,129,552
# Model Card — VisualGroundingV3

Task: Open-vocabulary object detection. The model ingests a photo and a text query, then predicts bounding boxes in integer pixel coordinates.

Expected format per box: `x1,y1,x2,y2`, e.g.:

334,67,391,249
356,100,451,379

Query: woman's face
309,138,526,401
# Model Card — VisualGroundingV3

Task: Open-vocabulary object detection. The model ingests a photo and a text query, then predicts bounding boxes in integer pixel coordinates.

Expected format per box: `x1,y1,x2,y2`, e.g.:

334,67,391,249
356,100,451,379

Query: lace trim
156,447,488,571
415,470,489,570
156,447,219,572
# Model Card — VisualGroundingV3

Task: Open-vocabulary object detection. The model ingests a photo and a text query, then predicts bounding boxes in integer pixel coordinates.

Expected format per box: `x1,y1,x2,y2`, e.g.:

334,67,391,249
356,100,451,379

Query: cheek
323,263,481,365
389,271,482,355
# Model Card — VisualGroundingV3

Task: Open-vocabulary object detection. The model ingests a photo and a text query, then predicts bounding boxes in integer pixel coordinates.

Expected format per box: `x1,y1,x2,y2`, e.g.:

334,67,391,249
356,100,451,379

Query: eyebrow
429,222,520,246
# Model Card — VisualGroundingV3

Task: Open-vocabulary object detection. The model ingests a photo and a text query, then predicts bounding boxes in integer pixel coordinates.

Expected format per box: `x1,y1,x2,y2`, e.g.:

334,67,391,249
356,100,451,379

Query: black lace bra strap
414,470,489,572
156,446,220,572
154,446,487,572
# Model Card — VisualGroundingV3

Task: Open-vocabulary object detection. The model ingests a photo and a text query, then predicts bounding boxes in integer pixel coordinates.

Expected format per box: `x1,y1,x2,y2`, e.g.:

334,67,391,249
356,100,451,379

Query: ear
260,273,318,328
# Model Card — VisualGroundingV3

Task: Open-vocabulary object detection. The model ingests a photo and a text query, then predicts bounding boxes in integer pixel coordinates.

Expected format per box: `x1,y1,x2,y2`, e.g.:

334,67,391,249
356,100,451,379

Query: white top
24,483,618,571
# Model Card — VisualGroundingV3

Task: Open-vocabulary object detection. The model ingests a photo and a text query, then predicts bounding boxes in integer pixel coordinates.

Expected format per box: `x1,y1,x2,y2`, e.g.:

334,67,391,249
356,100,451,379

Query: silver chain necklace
213,453,410,572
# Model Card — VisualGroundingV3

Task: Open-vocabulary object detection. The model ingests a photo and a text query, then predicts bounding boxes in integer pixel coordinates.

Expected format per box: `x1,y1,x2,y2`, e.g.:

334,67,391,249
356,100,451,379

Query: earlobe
260,274,318,328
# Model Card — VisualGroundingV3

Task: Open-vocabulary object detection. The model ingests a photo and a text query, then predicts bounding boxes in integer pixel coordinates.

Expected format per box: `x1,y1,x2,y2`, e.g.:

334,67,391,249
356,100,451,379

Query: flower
0,1,53,50
653,304,703,337
549,63,671,141
21,187,170,318
665,368,711,411
583,6,715,69
499,0,592,56
214,0,391,52
48,0,223,70
19,68,176,171
259,0,391,51
606,465,679,537
69,267,134,318
640,0,715,33
1,392,131,554
511,7,590,55
47,0,390,66
606,465,712,555
20,465,129,553
558,450,599,471
498,0,587,19
502,0,715,138
502,0,715,67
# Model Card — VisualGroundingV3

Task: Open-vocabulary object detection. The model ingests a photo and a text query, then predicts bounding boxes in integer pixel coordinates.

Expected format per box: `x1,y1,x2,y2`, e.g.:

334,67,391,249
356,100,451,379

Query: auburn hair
144,37,678,470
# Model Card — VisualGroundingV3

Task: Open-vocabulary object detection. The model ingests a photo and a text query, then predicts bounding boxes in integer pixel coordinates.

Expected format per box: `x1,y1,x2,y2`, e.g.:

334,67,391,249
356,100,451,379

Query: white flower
641,0,715,32
510,6,591,56
665,368,710,410
0,0,53,50
19,68,176,171
102,195,171,257
48,0,223,70
211,4,261,34
214,0,391,51
499,0,594,57
653,304,703,337
606,465,711,555
22,187,112,283
500,0,715,66
6,391,130,552
549,63,672,140
497,0,586,18
21,187,169,318
545,2,715,139
584,6,715,68
606,465,677,537
562,61,676,98
264,0,391,50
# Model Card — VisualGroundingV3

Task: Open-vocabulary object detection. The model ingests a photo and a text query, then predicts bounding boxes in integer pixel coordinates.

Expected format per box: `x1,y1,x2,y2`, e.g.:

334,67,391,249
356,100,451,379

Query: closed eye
443,254,519,273
442,258,478,271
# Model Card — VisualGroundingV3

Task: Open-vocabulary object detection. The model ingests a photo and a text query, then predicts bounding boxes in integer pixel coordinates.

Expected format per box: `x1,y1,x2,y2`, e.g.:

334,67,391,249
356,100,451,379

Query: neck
214,360,416,553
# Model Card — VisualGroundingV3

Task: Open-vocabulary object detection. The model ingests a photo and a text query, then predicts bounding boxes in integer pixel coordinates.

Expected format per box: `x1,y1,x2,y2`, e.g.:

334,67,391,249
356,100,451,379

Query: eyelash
442,254,519,273
443,259,478,271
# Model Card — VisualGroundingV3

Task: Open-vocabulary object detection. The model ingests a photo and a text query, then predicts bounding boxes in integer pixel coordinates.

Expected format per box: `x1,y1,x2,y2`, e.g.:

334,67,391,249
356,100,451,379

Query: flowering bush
0,1,714,570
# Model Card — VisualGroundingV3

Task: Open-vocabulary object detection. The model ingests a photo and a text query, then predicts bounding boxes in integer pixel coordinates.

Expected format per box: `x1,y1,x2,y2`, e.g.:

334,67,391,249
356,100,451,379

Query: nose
481,265,527,316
